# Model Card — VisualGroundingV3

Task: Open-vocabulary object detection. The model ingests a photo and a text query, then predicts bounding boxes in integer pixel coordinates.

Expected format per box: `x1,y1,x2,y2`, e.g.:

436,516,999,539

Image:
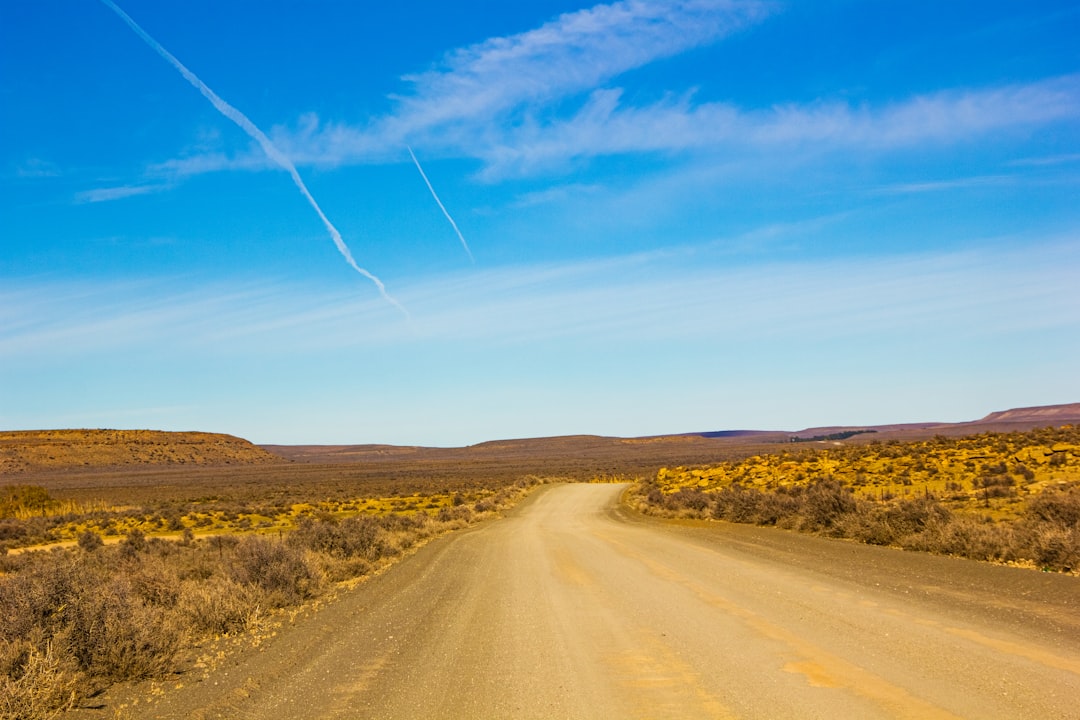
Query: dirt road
101,484,1079,719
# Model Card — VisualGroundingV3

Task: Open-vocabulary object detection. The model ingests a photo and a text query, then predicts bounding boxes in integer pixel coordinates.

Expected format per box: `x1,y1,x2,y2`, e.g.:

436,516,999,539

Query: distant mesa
708,399,1080,444
975,403,1080,424
0,429,283,474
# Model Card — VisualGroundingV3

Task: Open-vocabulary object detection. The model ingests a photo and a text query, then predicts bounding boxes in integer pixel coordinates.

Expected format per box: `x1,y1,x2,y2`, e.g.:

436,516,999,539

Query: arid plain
2,403,1078,718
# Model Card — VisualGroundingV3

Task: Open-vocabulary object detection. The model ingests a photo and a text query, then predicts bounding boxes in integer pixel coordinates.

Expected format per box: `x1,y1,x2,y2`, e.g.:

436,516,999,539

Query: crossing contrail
407,146,474,263
99,0,407,316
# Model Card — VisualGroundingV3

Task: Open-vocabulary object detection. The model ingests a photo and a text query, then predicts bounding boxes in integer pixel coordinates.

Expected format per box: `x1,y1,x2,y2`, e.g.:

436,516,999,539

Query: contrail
407,146,474,263
99,0,407,316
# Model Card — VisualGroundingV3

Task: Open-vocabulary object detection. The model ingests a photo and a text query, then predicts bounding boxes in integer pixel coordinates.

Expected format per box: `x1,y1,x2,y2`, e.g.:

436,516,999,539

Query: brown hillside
0,429,284,474
975,402,1080,425
784,402,1080,442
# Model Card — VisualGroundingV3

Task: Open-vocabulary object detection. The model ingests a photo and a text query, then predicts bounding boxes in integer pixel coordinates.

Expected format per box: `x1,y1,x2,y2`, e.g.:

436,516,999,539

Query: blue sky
2,0,1079,446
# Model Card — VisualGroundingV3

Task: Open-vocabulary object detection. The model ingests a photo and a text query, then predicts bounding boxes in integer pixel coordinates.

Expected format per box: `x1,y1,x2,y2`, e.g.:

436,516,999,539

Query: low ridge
976,402,1080,424
0,429,284,474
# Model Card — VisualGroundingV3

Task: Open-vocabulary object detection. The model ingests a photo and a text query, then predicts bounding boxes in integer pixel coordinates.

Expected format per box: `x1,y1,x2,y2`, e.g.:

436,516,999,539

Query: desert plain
2,403,1079,719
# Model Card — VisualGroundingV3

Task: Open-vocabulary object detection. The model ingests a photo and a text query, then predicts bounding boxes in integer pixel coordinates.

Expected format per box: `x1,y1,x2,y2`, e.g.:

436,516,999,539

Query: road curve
105,484,1079,719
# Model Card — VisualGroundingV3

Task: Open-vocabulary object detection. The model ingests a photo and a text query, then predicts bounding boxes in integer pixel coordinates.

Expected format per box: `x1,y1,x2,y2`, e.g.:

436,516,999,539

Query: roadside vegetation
631,426,1080,573
0,475,549,719
0,482,528,552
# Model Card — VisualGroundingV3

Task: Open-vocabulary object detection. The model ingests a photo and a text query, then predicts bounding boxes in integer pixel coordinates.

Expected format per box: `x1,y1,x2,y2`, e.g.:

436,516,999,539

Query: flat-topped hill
976,402,1080,425
0,429,284,474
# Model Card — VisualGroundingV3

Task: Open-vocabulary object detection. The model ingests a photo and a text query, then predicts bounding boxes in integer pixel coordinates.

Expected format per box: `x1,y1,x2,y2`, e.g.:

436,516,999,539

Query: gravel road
100,483,1080,719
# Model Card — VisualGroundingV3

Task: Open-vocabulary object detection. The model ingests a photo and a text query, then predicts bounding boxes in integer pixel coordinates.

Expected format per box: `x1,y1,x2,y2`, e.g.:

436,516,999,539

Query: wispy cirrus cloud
510,182,603,208
145,0,1080,184
5,236,1078,359
868,175,1015,196
74,183,168,204
149,151,269,178
153,0,776,177
476,75,1080,176
1008,152,1080,167
389,0,775,132
15,158,62,179
172,71,1080,185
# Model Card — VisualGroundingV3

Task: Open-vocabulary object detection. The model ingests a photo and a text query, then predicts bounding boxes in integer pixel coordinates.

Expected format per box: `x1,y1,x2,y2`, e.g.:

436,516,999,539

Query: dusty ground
70,484,1079,719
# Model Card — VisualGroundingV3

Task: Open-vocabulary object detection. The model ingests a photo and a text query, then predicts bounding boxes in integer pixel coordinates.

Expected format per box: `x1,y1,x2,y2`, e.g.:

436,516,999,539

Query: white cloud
149,0,775,174
476,75,1080,176
15,158,62,178
868,175,1014,196
1008,152,1080,167
168,66,1080,182
510,182,603,208
4,237,1078,359
74,183,168,203
139,0,1078,185
390,0,773,132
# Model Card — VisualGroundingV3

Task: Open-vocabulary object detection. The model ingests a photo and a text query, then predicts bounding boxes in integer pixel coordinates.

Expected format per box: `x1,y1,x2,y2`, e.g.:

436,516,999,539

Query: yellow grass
654,426,1080,518
8,489,497,549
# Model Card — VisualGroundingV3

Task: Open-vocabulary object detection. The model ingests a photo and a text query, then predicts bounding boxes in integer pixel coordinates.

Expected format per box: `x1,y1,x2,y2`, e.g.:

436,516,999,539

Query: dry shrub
289,515,385,561
0,552,183,685
176,577,258,636
76,530,103,553
122,528,147,551
1021,486,1080,570
887,496,952,535
711,484,763,523
751,491,799,526
836,508,894,546
793,479,857,533
900,516,1017,563
436,505,472,524
0,519,29,543
0,639,77,720
634,484,715,519
1024,525,1080,572
709,484,797,525
229,536,321,607
172,544,218,582
377,514,429,556
319,556,374,584
380,513,427,533
644,485,665,506
1025,485,1080,528
0,557,81,643
841,496,952,546
668,487,712,516
126,555,181,608
64,575,182,681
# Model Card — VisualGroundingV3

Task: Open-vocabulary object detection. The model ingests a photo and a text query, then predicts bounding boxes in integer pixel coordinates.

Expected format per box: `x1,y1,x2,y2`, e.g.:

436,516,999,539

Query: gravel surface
75,483,1080,719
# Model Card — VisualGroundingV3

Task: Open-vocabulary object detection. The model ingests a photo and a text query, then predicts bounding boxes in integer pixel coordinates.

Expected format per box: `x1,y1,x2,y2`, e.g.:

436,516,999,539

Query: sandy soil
72,484,1080,719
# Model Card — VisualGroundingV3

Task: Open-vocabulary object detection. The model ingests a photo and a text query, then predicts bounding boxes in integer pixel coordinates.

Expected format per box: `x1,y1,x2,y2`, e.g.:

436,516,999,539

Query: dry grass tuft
0,640,78,720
